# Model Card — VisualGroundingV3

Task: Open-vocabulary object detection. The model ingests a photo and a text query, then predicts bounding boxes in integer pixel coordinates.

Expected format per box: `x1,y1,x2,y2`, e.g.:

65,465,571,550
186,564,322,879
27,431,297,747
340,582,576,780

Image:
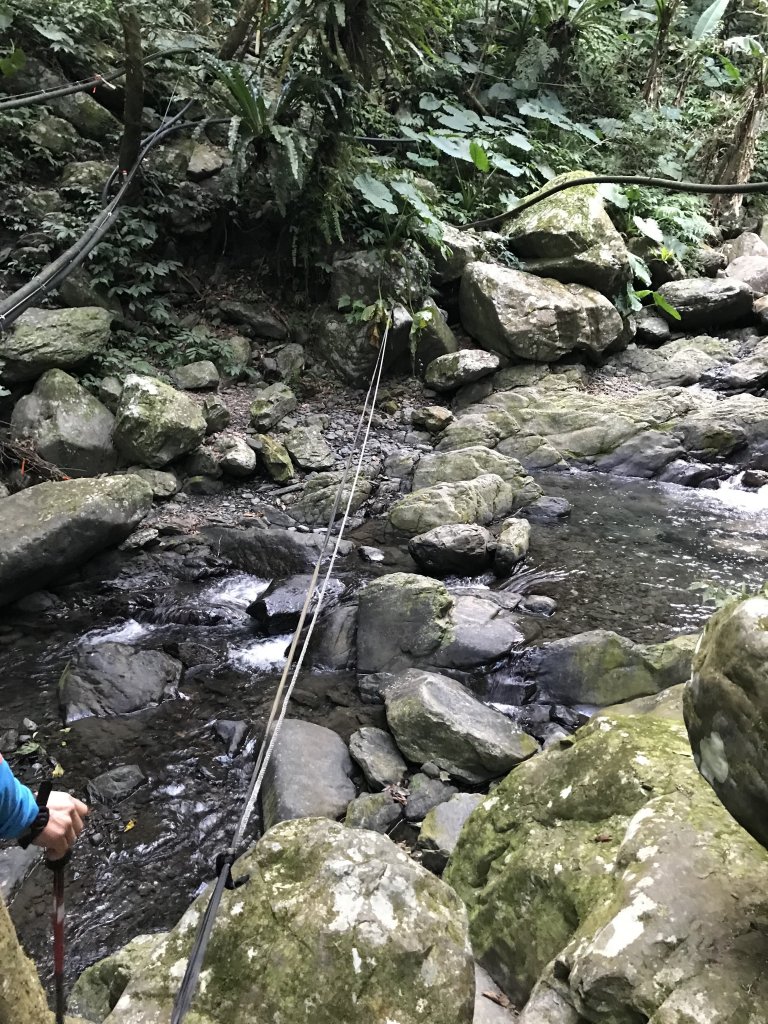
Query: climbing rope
170,316,391,1024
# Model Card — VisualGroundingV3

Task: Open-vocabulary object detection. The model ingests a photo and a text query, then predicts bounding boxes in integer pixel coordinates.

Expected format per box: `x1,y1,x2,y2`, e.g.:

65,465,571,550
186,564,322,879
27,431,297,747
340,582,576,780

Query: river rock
283,426,335,470
0,898,58,1024
433,224,487,284
634,309,671,345
503,172,631,295
684,595,768,851
411,299,460,373
417,792,484,872
212,435,257,478
94,818,474,1024
306,605,357,671
170,360,220,390
123,467,179,498
252,433,294,482
411,406,453,433
408,523,494,576
405,773,458,822
725,253,768,295
0,306,112,383
390,474,524,536
10,369,117,477
261,719,356,828
755,294,768,327
523,629,697,706
203,395,231,434
656,277,754,330
249,383,297,430
424,350,500,392
348,727,407,789
385,669,538,784
344,790,403,832
412,446,539,495
290,469,373,526
113,374,206,468
273,342,306,380
247,575,343,635
722,230,768,263
445,691,768,1023
201,526,353,576
59,643,182,724
0,476,152,607
329,242,430,307
460,262,623,362
70,932,166,1023
493,517,530,575
218,300,288,338
87,765,146,805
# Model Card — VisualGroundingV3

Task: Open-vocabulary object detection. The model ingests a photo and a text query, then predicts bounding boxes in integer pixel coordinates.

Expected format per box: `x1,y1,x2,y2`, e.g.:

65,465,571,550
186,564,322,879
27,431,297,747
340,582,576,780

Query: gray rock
635,310,671,346
98,375,123,412
114,374,207,468
418,793,484,872
0,306,112,383
425,350,500,393
460,262,623,362
725,254,768,296
330,243,430,307
385,668,538,784
755,294,768,327
203,395,231,434
405,772,458,822
433,224,487,284
123,467,180,499
58,267,122,314
519,496,572,522
306,604,358,671
0,476,152,608
187,142,225,181
413,446,537,492
283,426,335,470
290,469,373,526
170,360,220,390
656,277,754,331
262,719,356,829
249,383,298,431
218,300,288,339
411,300,460,373
344,790,403,832
474,965,518,1024
201,526,352,577
390,474,532,536
317,311,412,388
248,575,343,635
60,643,181,723
408,524,494,576
722,230,768,264
742,468,768,488
252,433,294,482
213,435,257,478
412,406,454,433
87,765,146,805
10,369,117,477
594,428,683,478
349,727,408,789
494,517,530,575
214,720,248,756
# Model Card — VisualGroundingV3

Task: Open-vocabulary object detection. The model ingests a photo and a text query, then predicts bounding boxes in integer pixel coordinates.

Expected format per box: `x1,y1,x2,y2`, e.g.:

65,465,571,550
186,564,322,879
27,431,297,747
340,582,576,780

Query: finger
72,813,85,838
73,799,89,817
65,822,76,848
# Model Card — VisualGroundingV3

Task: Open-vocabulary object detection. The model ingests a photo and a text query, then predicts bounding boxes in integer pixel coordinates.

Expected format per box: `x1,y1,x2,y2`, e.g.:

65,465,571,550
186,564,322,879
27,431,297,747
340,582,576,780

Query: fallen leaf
593,833,613,843
51,763,65,779
483,989,511,1008
124,820,136,832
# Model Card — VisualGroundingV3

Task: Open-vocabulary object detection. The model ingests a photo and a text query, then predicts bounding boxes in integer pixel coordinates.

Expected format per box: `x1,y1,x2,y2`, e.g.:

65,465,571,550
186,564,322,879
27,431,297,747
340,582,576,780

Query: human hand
33,791,89,861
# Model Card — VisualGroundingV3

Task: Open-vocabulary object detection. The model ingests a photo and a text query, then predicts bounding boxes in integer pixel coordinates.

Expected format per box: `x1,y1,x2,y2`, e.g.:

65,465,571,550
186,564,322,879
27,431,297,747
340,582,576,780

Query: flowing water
1,470,767,989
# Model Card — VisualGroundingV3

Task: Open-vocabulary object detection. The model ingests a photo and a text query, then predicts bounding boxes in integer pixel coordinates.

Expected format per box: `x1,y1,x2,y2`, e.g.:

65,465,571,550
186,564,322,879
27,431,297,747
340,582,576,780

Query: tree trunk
115,2,145,198
711,66,767,221
642,0,679,108
219,0,264,59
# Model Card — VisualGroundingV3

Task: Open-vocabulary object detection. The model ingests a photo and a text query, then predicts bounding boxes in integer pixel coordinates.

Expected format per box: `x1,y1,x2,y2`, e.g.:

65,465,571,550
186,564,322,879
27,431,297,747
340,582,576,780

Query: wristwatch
17,806,50,849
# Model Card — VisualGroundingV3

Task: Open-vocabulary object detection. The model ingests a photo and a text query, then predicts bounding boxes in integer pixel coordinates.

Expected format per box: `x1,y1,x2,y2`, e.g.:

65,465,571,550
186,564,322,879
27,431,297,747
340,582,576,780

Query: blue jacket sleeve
0,756,39,839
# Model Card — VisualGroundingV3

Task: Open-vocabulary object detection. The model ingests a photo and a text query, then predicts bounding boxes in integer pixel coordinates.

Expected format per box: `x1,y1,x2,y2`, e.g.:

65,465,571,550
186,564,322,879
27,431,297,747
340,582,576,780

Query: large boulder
10,370,117,477
113,375,206,468
503,172,632,295
0,898,57,1024
459,262,624,362
432,225,487,284
0,476,152,607
445,690,768,1023
656,278,754,331
262,720,355,829
94,818,474,1024
523,630,698,706
283,426,335,471
684,595,768,851
0,306,112,383
408,524,495,576
317,311,411,388
385,669,538,783
424,350,500,393
329,243,430,307
290,469,373,526
201,526,353,576
725,254,768,296
389,474,529,536
59,643,182,724
412,446,539,494
348,726,407,789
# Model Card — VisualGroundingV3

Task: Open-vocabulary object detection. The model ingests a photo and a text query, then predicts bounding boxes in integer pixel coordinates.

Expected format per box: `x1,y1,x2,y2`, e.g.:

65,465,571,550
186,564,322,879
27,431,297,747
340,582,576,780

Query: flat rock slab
425,350,501,392
261,719,356,829
349,727,407,789
87,765,146,805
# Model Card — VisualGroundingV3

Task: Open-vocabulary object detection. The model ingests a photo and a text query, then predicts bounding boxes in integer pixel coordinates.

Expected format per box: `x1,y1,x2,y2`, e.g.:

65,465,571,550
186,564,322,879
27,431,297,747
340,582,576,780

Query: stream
1,468,767,988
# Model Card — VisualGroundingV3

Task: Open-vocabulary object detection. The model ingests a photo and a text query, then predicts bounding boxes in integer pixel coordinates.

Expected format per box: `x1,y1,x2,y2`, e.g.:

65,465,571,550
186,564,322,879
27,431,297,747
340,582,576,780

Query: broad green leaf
391,180,438,222
469,140,490,172
487,82,516,101
653,292,682,320
419,93,443,111
34,23,75,45
633,215,664,244
437,111,475,133
627,252,652,286
0,45,24,77
491,154,524,177
428,134,474,161
352,173,398,215
406,151,439,167
599,183,630,209
503,131,532,153
692,0,729,41
718,54,741,80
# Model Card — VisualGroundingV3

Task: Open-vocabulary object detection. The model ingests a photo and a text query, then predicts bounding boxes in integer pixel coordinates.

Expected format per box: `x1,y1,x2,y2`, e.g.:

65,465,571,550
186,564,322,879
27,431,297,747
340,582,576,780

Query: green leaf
503,131,532,153
491,154,524,177
391,180,438,222
633,215,664,244
599,183,630,209
428,134,474,161
692,0,729,41
487,82,516,101
469,140,490,172
0,45,24,77
406,151,439,167
627,252,652,287
419,93,443,111
352,173,398,215
653,292,682,320
34,23,75,46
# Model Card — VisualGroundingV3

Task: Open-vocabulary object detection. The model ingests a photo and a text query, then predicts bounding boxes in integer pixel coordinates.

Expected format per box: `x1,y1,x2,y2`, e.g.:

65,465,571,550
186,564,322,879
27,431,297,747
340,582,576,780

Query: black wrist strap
17,780,52,850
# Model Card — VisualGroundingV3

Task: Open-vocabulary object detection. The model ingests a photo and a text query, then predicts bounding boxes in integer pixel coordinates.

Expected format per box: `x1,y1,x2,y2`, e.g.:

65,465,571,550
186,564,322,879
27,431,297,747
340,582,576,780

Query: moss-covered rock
290,469,373,525
445,692,768,1023
0,306,112,383
248,383,297,430
113,375,207,469
0,898,55,1024
389,473,524,536
98,818,474,1024
424,350,499,392
684,595,768,852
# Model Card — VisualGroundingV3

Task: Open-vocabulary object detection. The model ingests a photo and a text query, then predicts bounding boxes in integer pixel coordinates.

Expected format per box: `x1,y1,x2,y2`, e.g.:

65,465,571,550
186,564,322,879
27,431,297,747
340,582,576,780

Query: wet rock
519,496,571,522
344,790,403,832
203,395,231,434
201,526,352,576
10,370,117,477
0,306,112,383
684,595,768,851
248,575,343,635
390,474,527,536
212,435,257,478
87,765,146,805
182,474,223,495
218,300,288,339
408,523,494,576
503,172,631,295
412,406,453,433
714,337,768,391
283,426,335,470
460,262,623,363
417,793,484,872
445,692,768,1023
424,350,500,393
262,719,356,829
114,375,206,468
306,605,357,671
92,818,474,1024
656,277,754,331
330,243,430,307
742,468,768,488
0,476,152,608
386,669,537,785
493,517,530,575
213,719,248,756
411,300,460,372
290,469,373,526
252,433,294,482
170,360,220,390
349,727,407,789
405,773,458,822
519,594,557,617
525,629,698,706
60,642,181,723
249,383,297,430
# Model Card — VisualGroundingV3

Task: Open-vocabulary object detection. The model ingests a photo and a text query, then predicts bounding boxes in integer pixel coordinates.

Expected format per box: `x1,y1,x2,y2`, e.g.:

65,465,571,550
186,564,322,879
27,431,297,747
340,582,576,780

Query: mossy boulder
290,469,373,526
248,383,297,430
252,433,294,482
96,818,474,1024
411,300,460,373
0,475,152,608
0,306,112,383
412,445,539,495
445,690,768,1023
684,595,768,852
424,350,499,392
10,369,117,477
0,898,55,1024
503,171,632,295
389,474,526,536
113,375,207,468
